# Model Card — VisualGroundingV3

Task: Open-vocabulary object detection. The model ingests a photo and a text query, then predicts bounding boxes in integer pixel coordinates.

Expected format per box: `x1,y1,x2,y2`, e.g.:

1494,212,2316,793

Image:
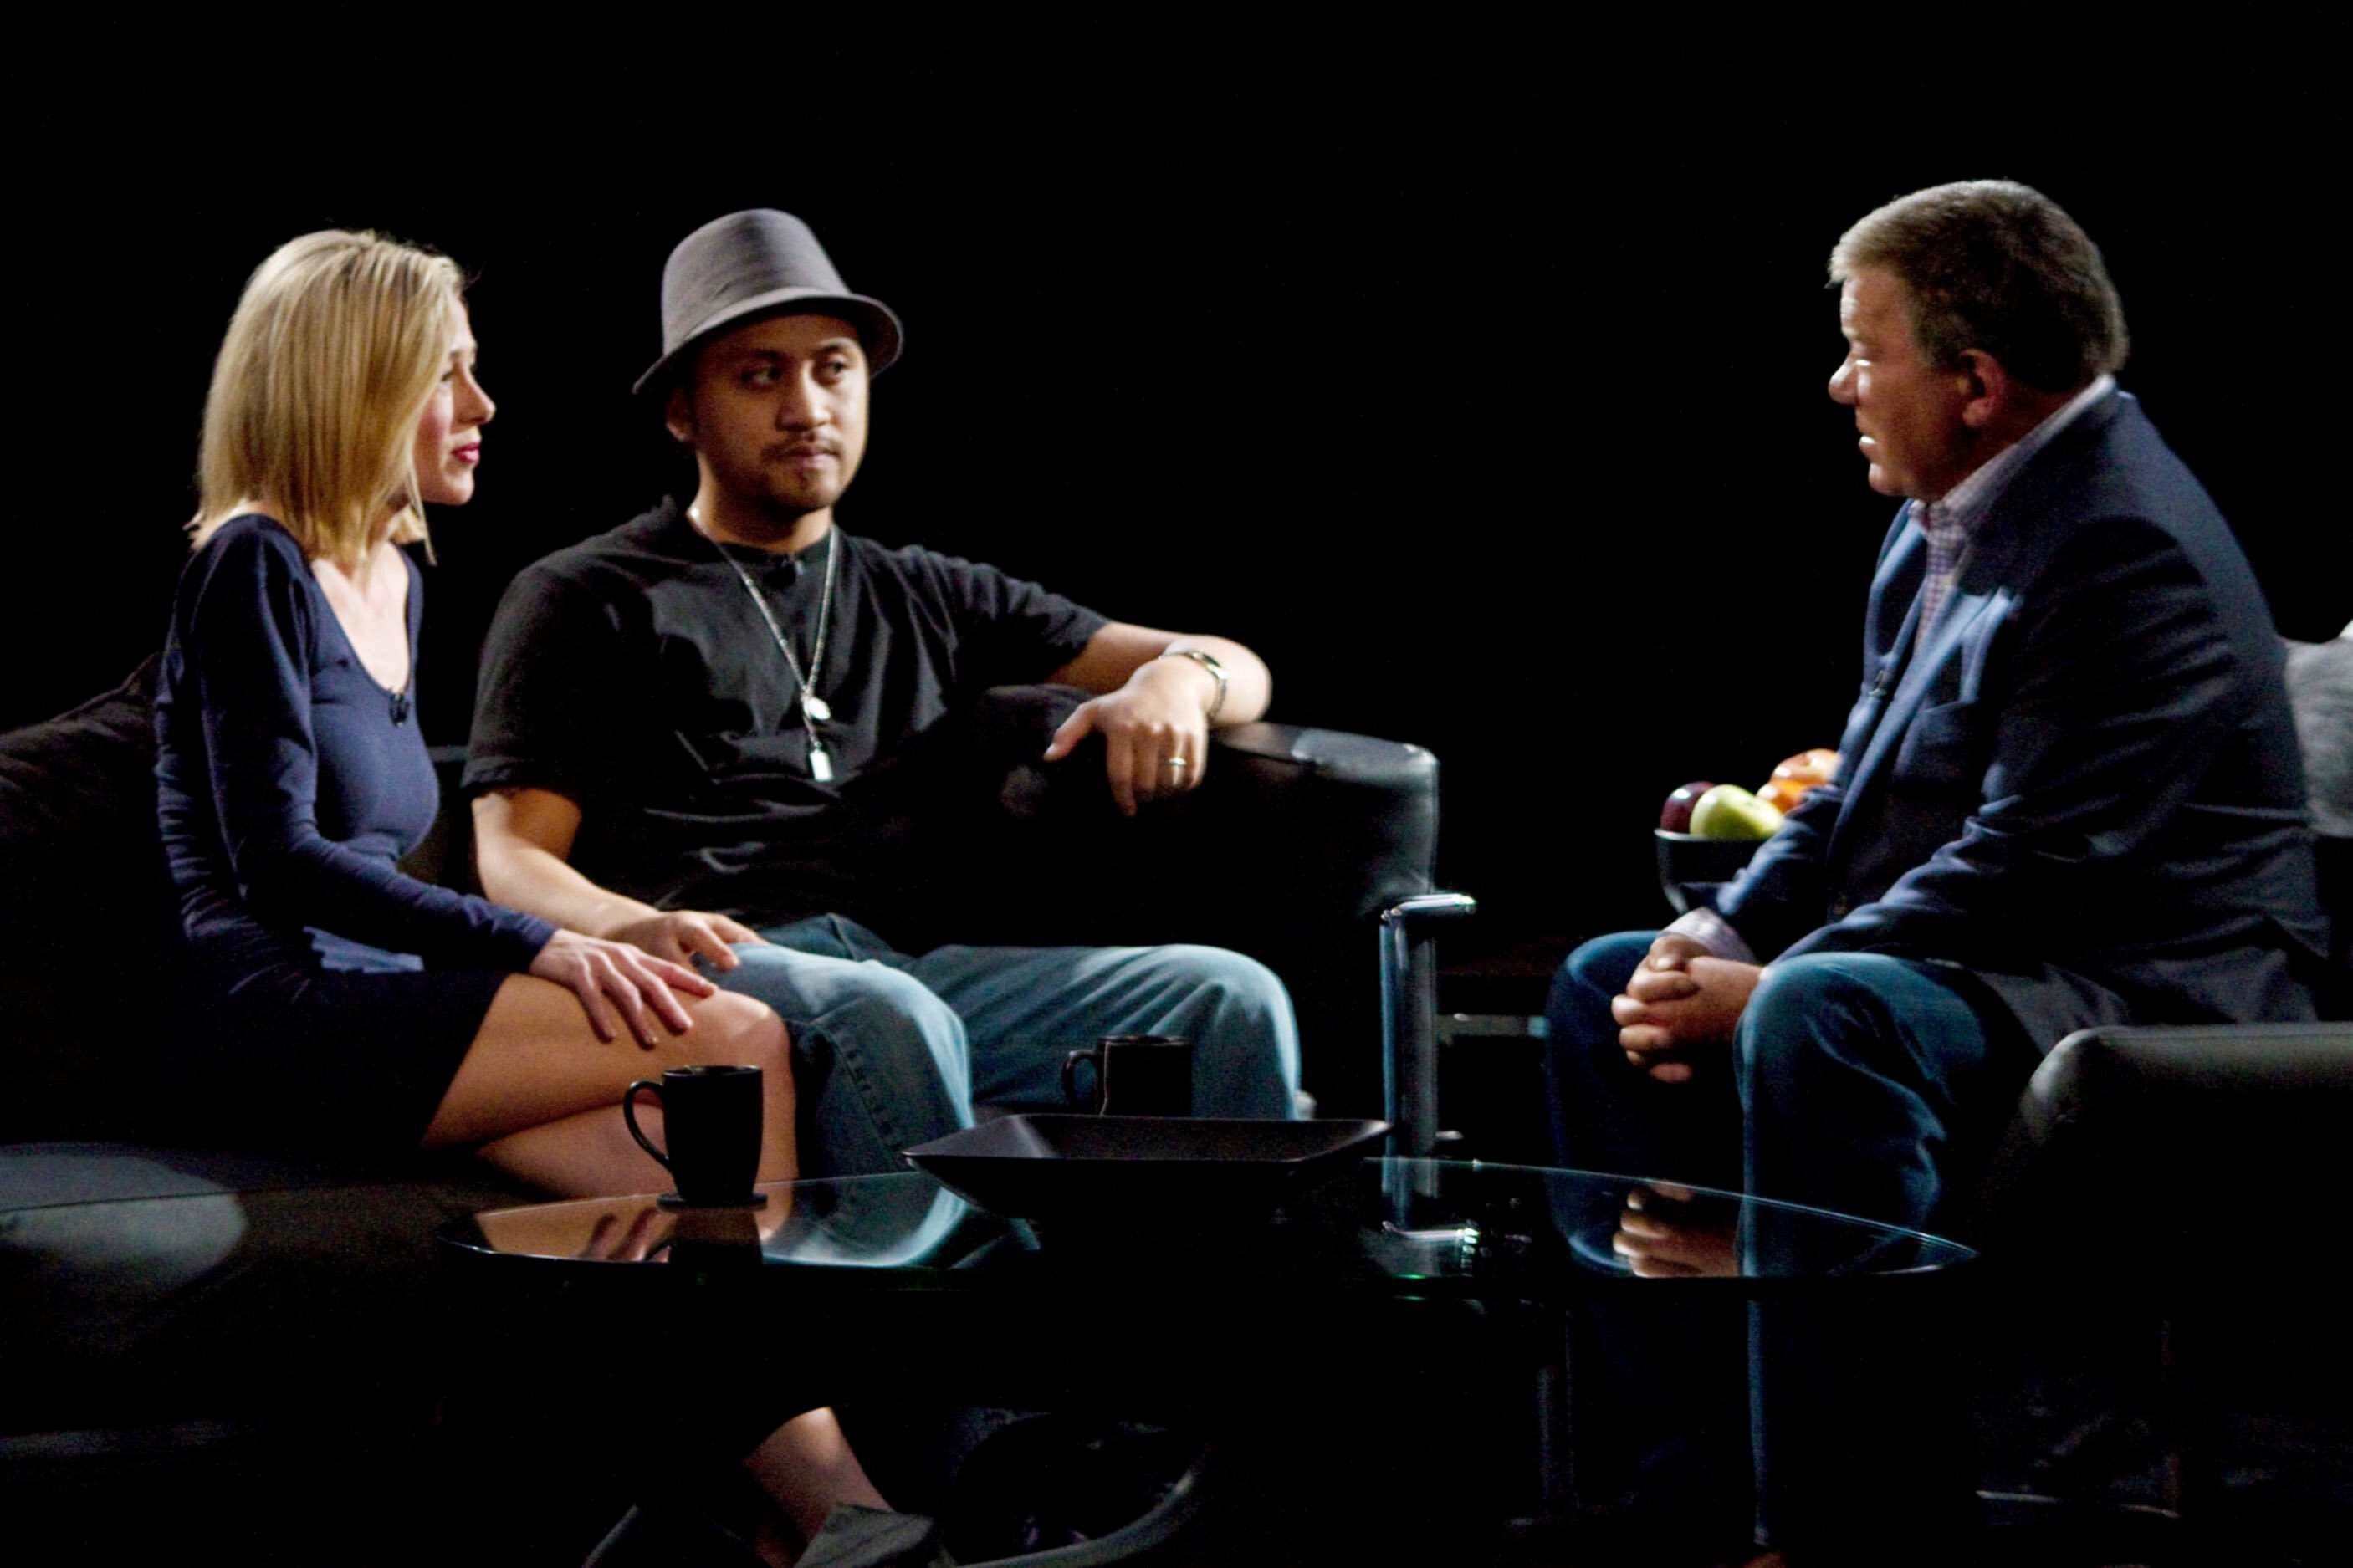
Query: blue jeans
1542,932,2028,1557
1544,931,2024,1231
710,915,1302,1178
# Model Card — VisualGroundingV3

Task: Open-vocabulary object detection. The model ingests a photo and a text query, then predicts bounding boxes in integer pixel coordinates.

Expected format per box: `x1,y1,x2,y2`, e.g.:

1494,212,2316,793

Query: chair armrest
2026,1022,2353,1130
944,697,1442,1115
1381,893,1477,1157
1973,1022,2353,1280
919,695,1437,943
1193,722,1441,930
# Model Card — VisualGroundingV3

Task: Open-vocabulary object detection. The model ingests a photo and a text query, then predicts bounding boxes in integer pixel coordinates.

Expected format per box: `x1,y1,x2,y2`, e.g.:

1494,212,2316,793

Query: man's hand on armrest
1041,624,1274,816
472,788,768,971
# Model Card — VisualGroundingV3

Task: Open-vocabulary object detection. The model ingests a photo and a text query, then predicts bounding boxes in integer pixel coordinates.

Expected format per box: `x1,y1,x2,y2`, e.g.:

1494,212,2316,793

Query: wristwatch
1157,647,1227,723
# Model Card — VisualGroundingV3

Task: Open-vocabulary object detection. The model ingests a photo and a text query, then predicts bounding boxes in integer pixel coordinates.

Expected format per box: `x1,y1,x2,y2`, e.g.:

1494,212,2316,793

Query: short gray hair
1830,181,2128,392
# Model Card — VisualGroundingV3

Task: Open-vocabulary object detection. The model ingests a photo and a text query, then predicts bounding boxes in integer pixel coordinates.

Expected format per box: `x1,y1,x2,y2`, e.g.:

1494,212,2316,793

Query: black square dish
902,1115,1389,1223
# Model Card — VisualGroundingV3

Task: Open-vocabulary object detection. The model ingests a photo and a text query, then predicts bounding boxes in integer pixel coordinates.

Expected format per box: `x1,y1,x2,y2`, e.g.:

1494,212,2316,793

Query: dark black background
8,30,2345,960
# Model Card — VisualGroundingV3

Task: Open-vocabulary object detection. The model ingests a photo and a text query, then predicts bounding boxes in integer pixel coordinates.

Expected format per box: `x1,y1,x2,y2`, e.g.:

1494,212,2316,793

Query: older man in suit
1544,181,2330,1565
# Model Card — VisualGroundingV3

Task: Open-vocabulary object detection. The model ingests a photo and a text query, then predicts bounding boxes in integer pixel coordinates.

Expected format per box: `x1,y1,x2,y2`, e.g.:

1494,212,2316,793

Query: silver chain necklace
690,504,842,782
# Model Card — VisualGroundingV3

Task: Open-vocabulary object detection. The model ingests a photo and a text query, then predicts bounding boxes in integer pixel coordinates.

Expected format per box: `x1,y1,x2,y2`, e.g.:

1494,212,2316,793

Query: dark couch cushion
0,1142,532,1433
0,658,180,1142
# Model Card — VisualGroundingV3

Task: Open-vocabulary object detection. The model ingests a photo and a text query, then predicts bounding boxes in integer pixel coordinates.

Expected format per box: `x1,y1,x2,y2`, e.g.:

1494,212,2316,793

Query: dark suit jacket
1715,390,2330,1049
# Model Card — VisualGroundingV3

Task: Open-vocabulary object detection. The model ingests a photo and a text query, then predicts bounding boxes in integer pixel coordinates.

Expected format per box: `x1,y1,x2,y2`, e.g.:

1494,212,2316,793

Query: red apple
1659,780,1716,834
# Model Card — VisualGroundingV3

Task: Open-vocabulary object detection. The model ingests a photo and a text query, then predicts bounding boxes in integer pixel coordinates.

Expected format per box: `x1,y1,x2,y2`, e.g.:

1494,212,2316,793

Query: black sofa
0,661,1439,1561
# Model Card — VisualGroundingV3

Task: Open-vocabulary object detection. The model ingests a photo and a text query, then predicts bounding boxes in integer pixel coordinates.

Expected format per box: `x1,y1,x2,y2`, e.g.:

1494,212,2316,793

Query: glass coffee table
441,1158,1972,1565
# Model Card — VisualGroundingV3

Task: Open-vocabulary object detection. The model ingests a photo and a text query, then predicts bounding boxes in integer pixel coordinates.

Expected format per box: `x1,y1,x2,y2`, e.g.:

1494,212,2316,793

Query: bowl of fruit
1654,750,1839,913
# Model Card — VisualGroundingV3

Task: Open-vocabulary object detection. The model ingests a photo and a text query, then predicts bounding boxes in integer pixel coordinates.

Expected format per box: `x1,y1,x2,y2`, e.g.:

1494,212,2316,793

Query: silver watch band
1158,647,1228,723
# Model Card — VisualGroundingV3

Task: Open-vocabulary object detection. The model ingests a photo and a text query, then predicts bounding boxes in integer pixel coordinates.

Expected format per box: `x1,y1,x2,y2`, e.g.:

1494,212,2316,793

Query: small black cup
1062,1035,1194,1116
622,1065,766,1208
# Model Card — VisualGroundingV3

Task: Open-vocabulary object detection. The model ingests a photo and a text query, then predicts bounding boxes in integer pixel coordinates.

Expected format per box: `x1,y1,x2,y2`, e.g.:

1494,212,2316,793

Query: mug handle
621,1080,672,1171
1061,1049,1102,1111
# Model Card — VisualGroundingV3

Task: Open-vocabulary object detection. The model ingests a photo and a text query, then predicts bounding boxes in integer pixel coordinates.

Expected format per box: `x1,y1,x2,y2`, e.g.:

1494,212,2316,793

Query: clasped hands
1611,1182,1739,1278
1611,932,1762,1084
1041,655,1219,816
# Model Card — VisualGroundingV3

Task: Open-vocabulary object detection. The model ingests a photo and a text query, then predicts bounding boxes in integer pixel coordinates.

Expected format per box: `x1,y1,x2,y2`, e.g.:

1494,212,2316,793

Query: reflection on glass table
456,1158,1972,1298
444,1160,1974,1566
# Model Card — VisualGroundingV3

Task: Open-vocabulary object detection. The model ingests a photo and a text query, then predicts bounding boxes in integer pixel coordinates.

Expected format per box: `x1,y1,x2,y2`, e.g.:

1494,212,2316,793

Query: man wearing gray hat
463,210,1300,1179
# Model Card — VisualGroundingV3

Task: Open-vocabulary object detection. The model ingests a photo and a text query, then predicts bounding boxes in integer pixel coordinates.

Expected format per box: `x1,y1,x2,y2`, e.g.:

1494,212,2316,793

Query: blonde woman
155,232,882,1550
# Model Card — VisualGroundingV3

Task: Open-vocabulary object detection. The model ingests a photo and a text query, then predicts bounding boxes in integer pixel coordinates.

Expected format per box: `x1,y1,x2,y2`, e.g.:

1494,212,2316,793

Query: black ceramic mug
621,1065,765,1208
1062,1035,1194,1116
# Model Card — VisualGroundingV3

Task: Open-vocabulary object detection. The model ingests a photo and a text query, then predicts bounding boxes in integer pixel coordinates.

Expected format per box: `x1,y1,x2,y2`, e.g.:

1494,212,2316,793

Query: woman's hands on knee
529,929,715,1048
610,909,766,970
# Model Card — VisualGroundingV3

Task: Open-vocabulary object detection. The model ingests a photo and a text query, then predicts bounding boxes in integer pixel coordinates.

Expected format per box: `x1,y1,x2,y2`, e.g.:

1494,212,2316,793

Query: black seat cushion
0,1142,531,1433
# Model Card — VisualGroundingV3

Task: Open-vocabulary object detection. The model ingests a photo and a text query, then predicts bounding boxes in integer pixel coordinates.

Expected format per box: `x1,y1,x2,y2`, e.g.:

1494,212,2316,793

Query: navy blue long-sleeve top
156,514,555,976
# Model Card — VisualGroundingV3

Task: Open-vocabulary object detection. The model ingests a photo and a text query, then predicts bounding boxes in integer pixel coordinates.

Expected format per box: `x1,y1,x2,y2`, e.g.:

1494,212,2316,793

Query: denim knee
1735,953,1936,1085
1735,953,1997,1228
1155,944,1302,1106
1165,945,1290,1024
798,964,974,1171
1541,931,1668,1168
717,950,970,1096
810,964,969,1060
720,945,947,1029
1565,931,1657,995
1547,932,1657,1058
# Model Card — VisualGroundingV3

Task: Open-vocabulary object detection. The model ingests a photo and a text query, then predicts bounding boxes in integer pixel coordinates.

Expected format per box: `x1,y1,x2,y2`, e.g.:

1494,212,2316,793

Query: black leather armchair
1971,640,2350,1377
1646,638,2353,1546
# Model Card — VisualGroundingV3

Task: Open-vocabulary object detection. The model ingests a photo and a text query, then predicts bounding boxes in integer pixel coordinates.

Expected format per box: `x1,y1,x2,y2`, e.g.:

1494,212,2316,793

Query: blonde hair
190,230,463,570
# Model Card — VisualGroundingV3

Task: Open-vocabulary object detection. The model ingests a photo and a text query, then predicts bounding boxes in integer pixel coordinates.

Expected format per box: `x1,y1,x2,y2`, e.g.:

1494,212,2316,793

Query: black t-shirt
463,498,1107,933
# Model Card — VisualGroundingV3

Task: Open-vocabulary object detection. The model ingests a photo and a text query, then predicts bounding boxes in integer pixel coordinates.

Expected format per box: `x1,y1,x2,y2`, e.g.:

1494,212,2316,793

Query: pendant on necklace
803,694,832,723
809,739,835,783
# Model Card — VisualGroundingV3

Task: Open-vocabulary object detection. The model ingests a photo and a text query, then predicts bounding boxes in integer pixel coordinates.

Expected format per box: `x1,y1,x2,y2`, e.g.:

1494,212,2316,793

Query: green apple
1688,783,1784,841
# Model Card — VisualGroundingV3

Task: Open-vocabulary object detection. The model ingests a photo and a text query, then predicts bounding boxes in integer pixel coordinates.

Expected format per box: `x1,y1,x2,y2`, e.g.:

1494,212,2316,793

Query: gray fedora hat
634,209,904,396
